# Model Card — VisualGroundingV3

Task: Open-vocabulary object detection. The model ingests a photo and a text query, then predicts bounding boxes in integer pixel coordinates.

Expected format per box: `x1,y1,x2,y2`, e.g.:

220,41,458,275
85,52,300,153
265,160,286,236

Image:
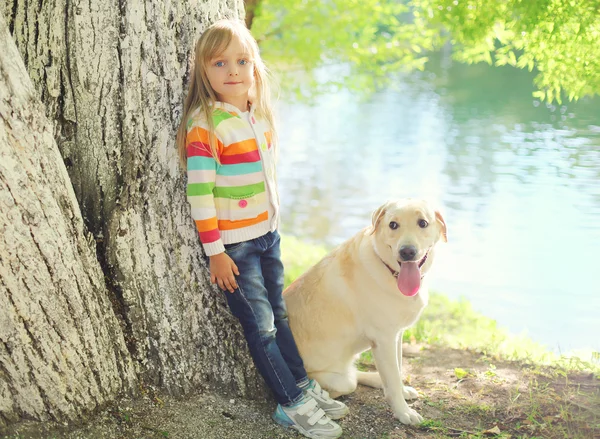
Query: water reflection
276,52,600,353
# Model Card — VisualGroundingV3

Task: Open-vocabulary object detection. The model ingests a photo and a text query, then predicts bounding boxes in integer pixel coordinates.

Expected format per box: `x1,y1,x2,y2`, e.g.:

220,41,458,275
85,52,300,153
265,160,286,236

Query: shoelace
296,397,328,426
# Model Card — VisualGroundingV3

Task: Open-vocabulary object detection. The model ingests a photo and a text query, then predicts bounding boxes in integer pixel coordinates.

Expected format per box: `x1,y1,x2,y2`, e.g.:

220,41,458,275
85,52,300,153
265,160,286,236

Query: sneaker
304,379,349,420
272,395,343,439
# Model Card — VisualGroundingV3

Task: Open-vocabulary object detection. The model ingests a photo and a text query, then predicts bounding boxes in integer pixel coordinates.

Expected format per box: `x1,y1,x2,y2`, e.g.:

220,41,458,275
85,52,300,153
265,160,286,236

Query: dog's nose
399,245,417,261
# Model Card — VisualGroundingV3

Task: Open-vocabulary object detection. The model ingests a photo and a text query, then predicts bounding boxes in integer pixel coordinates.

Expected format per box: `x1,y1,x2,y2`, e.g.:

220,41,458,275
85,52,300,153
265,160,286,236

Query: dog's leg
356,344,419,397
356,370,383,388
371,339,423,425
397,334,419,401
311,369,357,399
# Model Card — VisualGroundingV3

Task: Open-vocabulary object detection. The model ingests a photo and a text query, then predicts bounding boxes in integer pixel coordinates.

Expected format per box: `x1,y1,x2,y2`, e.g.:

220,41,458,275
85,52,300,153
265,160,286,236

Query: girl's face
206,35,254,111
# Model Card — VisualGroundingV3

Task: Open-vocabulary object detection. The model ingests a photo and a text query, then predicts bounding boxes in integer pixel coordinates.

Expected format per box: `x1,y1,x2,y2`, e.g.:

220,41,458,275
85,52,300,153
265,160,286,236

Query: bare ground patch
3,344,598,439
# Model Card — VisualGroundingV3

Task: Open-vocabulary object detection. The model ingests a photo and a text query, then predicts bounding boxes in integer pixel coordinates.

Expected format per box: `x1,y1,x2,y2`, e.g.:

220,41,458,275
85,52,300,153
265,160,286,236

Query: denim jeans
223,230,308,406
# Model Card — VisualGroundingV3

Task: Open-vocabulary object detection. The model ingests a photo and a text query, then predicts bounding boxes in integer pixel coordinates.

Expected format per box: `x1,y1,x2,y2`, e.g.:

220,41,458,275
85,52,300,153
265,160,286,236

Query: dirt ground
3,344,599,439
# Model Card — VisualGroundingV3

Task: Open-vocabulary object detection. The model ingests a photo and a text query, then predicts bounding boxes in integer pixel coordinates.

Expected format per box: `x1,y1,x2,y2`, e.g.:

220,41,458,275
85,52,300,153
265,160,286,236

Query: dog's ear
370,202,392,235
435,210,447,242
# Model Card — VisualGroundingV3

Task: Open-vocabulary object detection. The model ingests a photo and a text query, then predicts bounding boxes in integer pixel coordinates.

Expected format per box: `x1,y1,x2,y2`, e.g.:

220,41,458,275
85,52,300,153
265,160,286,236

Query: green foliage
454,367,470,379
251,0,600,102
251,0,432,96
419,418,446,430
417,0,600,103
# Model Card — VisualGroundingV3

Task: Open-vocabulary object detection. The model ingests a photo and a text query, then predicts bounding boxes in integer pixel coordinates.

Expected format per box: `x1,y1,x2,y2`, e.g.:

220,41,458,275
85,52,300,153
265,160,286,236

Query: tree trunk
244,0,259,29
1,0,263,428
0,14,136,427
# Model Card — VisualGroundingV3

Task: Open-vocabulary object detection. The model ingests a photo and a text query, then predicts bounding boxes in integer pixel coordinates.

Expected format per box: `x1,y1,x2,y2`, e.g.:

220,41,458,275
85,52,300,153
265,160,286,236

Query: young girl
176,19,348,439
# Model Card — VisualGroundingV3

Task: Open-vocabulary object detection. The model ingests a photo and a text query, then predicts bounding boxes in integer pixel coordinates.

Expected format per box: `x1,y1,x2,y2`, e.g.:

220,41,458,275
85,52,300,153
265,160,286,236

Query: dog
284,199,447,424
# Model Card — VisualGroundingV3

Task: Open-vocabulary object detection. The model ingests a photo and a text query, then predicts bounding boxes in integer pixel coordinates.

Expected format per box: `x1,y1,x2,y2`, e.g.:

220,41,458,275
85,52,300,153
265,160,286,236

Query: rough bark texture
0,14,136,427
1,0,264,428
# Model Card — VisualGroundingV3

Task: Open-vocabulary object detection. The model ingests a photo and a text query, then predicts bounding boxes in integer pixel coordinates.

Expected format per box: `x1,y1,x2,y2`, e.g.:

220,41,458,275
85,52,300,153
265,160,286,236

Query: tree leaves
251,0,600,102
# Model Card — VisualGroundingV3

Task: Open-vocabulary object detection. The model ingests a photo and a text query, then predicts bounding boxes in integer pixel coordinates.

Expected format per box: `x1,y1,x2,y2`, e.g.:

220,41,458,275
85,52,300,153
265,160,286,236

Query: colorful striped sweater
186,101,279,256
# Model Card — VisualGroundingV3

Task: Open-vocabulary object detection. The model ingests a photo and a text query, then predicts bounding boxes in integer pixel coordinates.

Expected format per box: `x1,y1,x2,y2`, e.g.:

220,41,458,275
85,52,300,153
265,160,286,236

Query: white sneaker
305,379,349,420
272,395,343,439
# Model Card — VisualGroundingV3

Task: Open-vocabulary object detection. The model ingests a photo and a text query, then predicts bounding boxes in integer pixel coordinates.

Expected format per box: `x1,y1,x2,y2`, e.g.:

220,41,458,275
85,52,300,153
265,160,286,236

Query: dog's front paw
403,385,419,400
394,405,423,425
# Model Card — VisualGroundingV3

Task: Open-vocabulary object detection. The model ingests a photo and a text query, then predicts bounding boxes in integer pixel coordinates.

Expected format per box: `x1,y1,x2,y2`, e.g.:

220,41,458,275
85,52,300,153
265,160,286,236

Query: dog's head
369,199,447,297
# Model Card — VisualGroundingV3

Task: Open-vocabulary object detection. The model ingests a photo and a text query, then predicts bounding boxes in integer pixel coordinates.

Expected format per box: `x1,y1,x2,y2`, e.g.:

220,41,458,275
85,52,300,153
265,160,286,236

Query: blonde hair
176,19,276,167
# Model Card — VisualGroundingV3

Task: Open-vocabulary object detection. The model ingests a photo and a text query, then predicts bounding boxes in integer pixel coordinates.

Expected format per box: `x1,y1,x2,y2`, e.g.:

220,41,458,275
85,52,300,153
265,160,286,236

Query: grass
281,234,329,288
405,293,600,375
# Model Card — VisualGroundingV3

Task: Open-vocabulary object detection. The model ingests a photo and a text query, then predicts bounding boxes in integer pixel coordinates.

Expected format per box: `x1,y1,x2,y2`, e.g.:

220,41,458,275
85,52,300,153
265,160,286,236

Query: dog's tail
356,371,383,389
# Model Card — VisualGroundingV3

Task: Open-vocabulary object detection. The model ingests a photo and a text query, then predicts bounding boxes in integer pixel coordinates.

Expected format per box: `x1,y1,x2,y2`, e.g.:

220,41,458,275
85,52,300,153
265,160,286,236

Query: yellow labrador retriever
284,199,447,425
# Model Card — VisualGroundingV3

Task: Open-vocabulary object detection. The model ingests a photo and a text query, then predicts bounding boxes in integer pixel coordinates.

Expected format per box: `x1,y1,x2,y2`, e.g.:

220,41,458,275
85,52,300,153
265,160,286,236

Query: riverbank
2,237,598,439
5,341,598,439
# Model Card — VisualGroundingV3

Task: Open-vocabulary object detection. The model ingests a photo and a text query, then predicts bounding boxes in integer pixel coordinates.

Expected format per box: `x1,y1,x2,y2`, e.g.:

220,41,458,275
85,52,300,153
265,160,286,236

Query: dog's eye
389,221,399,230
418,219,428,228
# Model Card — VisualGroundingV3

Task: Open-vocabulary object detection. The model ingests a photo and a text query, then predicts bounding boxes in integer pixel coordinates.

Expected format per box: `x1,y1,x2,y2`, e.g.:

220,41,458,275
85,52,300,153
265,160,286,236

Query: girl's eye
389,221,399,230
215,61,225,67
418,219,428,228
238,59,248,65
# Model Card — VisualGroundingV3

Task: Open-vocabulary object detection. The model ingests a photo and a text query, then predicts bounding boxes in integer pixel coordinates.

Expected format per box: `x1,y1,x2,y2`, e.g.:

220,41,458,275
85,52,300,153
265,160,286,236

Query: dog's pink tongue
397,262,421,296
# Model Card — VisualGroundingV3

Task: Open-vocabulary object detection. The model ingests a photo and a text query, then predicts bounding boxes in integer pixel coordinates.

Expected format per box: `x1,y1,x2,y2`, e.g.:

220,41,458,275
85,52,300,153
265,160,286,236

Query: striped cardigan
186,101,279,256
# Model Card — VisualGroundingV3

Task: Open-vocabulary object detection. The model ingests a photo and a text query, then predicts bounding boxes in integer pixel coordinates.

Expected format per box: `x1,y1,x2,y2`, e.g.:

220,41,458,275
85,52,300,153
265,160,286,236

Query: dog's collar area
383,261,400,278
418,251,428,269
380,251,428,280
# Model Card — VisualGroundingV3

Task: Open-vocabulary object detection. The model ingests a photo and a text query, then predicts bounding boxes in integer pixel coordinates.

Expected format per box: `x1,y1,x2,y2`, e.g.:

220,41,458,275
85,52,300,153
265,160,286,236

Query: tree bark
0,14,136,426
1,0,263,428
244,0,259,29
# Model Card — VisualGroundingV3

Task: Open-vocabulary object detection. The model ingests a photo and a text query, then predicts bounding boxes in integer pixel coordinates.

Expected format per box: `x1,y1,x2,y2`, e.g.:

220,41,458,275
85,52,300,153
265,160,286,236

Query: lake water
275,53,600,354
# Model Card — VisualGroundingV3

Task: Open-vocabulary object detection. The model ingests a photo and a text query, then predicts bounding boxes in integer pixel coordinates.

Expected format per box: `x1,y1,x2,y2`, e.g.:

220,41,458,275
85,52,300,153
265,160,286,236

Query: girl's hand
209,252,240,293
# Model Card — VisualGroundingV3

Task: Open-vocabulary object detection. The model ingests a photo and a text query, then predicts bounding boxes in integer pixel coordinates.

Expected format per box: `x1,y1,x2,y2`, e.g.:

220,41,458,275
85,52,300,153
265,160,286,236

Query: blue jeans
223,230,308,406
